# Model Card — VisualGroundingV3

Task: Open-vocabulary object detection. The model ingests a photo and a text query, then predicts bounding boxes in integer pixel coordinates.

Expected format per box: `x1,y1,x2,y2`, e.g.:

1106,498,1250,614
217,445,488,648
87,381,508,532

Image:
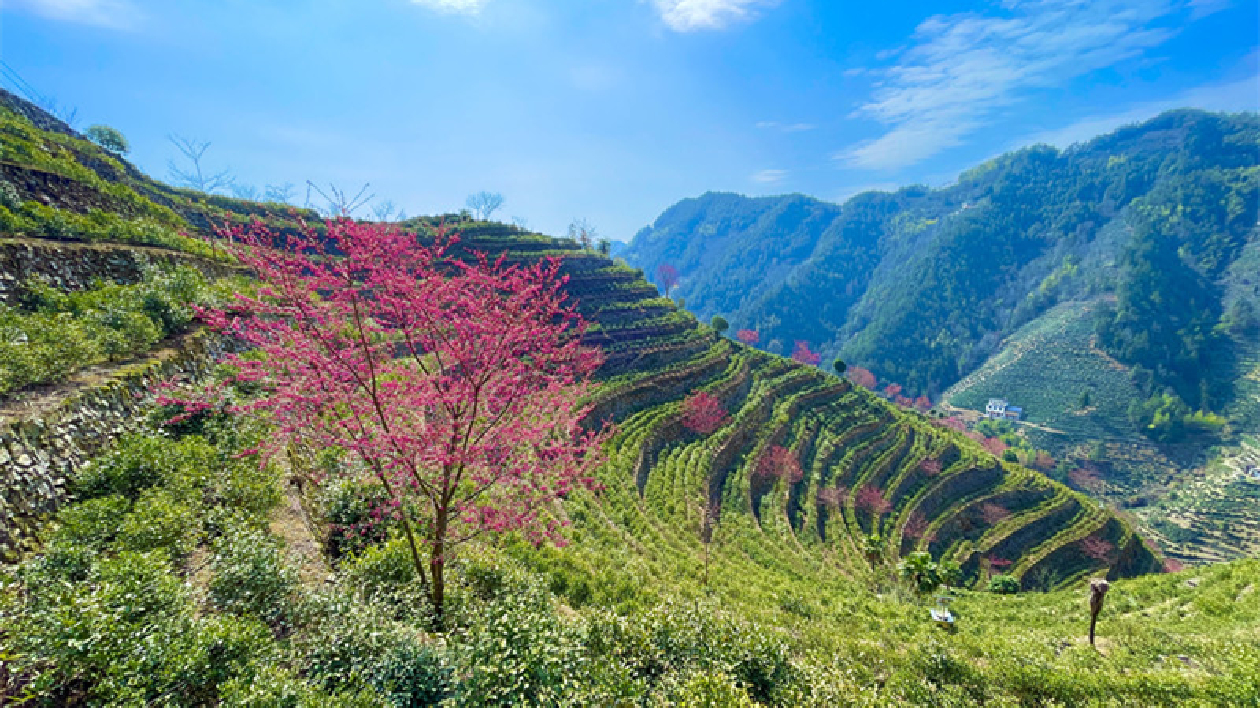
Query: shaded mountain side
0,89,1161,588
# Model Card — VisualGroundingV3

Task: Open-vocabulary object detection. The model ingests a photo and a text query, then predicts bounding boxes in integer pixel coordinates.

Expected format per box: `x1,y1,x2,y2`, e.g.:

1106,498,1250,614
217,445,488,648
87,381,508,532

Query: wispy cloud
8,0,142,29
409,0,485,14
1015,72,1260,149
756,120,816,132
751,169,788,183
651,0,779,32
838,0,1200,171
1189,0,1233,19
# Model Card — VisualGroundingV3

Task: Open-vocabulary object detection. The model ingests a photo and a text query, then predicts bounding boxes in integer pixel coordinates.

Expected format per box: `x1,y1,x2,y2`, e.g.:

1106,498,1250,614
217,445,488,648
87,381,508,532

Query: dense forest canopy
625,110,1260,439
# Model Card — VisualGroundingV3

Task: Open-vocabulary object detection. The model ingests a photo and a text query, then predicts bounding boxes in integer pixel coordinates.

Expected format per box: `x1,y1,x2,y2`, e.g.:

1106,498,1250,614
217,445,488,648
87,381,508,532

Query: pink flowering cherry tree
681,391,729,435
191,217,609,621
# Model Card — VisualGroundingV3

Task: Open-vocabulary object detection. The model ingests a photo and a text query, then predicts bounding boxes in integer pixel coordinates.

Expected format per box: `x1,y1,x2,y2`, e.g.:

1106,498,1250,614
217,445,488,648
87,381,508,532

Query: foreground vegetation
1,408,1257,707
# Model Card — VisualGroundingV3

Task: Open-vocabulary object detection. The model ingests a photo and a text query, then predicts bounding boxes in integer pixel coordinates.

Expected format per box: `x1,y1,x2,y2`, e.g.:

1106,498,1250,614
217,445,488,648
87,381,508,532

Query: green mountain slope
626,109,1260,562
0,87,1162,590
626,110,1259,406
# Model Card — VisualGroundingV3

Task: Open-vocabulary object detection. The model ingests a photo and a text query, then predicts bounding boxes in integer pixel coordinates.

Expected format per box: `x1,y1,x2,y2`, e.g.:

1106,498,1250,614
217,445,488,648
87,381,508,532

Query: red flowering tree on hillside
982,436,1008,458
1079,537,1116,563
847,366,876,390
1068,467,1103,492
754,445,804,487
855,485,890,516
933,415,967,432
883,383,903,399
903,511,929,541
817,486,846,511
919,458,943,475
656,263,679,298
736,329,760,346
191,218,609,622
987,555,1012,570
980,502,1011,525
681,391,729,435
791,340,821,366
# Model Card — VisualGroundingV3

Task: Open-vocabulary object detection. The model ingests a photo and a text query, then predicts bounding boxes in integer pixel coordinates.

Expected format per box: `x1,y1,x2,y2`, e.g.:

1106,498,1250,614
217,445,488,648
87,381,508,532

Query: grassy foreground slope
5,418,1256,706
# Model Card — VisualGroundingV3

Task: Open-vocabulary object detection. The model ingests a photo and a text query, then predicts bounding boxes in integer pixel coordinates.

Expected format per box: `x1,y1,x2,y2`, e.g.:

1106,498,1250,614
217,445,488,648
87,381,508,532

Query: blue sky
2,0,1256,241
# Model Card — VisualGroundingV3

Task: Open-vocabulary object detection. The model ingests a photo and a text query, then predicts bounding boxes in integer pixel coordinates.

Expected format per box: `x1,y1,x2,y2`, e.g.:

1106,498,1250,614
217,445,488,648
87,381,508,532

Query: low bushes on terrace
0,264,230,395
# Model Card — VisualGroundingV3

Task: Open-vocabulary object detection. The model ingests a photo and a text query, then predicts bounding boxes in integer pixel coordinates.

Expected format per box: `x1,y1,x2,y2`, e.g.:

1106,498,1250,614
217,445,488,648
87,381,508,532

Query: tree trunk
430,510,448,627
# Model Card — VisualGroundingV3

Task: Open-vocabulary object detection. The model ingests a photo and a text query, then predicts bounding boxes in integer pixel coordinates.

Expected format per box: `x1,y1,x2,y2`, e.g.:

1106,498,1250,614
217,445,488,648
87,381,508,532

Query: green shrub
373,637,454,708
8,550,203,705
297,591,453,706
988,574,1020,594
21,539,98,583
220,665,386,708
207,455,284,522
582,602,793,705
0,179,19,209
324,476,394,560
50,493,130,549
661,671,757,707
0,266,216,395
117,487,198,557
73,433,219,502
209,527,298,627
449,582,585,707
159,614,275,706
342,538,430,621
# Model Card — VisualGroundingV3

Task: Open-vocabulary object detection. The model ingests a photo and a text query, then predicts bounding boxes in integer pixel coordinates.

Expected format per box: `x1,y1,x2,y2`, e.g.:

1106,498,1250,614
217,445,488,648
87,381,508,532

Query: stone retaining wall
0,238,240,305
0,330,232,562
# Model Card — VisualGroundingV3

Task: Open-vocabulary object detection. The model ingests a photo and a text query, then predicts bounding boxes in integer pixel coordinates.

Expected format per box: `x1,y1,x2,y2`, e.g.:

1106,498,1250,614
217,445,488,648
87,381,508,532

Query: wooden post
1089,578,1110,648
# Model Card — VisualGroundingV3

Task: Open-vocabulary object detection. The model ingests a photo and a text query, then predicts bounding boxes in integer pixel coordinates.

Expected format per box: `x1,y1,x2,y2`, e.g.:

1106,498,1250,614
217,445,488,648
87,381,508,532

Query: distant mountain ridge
624,109,1259,406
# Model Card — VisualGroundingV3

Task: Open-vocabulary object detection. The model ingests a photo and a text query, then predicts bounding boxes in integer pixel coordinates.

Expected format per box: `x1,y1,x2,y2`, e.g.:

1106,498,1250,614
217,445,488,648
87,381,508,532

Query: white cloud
837,0,1206,170
409,0,484,14
651,0,779,32
751,169,787,183
756,121,816,132
1015,72,1260,149
8,0,142,29
1189,0,1232,19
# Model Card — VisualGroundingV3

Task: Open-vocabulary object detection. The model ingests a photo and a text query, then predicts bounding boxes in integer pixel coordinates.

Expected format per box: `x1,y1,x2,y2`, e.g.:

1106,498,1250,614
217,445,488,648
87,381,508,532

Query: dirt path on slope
268,453,331,587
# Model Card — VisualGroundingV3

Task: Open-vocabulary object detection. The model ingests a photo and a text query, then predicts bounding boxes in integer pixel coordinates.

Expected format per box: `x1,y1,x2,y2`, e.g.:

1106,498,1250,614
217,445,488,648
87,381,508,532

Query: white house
985,398,1023,421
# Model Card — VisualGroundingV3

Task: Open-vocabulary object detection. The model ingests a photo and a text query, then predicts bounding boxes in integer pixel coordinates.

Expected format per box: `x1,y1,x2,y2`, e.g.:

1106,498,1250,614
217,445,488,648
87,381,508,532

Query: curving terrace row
476,227,1166,589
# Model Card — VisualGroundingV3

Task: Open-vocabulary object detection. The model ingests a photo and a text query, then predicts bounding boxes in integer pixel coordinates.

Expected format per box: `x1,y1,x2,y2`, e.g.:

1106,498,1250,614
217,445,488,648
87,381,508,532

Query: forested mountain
625,110,1259,415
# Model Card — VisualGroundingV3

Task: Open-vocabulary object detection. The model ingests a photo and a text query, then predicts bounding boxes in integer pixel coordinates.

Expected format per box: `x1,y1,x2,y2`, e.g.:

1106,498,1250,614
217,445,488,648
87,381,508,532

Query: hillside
625,110,1258,405
0,85,1165,589
9,90,1257,707
625,109,1260,563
